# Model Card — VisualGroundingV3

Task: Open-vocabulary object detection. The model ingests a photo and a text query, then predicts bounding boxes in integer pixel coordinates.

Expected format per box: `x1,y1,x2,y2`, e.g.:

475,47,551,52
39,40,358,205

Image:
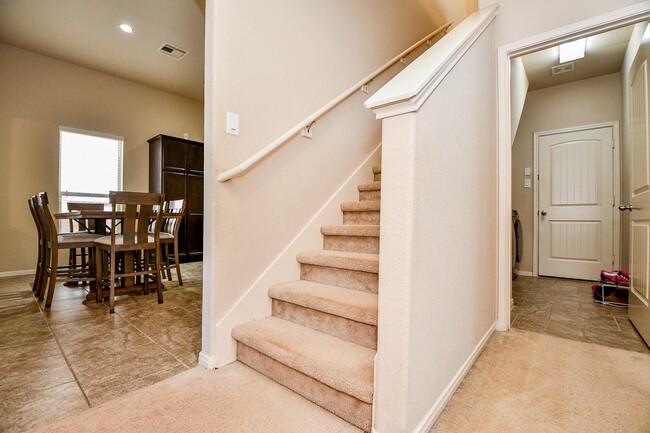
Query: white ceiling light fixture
119,23,134,33
559,38,586,63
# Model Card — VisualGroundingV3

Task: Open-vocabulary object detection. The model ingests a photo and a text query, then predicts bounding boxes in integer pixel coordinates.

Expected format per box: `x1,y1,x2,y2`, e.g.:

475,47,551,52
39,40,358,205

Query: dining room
0,1,206,430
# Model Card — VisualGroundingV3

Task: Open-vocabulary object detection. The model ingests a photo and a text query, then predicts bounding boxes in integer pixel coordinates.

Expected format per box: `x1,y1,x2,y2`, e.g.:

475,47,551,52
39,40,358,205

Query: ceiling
521,25,635,91
0,0,205,102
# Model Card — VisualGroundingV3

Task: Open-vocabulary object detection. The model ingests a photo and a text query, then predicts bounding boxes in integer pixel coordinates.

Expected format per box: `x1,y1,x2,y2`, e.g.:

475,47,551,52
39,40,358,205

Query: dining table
54,208,172,303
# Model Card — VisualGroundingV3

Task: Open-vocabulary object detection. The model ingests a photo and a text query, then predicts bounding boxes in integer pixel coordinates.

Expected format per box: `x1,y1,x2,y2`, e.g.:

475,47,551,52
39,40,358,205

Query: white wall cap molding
364,5,498,119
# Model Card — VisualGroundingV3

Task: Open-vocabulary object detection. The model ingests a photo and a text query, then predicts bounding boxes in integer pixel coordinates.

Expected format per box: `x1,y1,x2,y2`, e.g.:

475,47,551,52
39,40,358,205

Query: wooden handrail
217,21,453,182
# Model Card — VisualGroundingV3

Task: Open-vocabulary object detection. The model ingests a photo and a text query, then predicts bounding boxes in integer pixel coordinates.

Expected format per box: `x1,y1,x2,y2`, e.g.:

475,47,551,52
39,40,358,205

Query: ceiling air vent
158,43,187,60
551,62,574,75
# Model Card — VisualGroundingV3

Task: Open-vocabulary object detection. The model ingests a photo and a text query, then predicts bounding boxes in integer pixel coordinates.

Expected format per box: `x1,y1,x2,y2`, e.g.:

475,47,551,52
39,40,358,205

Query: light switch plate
226,112,240,136
524,167,531,176
524,179,531,188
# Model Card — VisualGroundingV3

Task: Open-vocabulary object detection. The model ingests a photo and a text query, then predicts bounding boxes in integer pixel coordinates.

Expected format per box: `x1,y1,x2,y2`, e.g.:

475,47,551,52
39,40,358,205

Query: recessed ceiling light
559,38,586,63
119,23,134,33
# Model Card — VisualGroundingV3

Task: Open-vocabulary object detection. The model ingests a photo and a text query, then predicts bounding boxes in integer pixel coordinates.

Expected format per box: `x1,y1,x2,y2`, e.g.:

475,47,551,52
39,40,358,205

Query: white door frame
532,122,621,278
496,3,650,331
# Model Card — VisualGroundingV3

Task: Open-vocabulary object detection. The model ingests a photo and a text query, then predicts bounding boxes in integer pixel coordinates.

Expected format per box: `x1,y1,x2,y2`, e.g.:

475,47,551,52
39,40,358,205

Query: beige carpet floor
430,329,650,433
27,329,650,433
27,362,361,433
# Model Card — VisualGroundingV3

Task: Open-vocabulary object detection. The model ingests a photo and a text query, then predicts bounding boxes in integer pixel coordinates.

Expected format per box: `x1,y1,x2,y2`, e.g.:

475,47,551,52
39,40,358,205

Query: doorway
496,3,650,331
535,123,619,281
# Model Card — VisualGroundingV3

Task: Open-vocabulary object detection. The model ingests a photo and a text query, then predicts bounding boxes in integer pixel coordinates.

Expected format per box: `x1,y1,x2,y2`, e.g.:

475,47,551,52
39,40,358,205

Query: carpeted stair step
321,224,380,254
341,200,380,225
269,280,378,349
357,181,381,201
297,250,379,293
372,165,381,181
232,316,375,431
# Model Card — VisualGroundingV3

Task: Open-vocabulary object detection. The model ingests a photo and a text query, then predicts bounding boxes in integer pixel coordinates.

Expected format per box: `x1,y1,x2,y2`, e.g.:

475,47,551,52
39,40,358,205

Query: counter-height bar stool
36,192,101,306
159,199,185,285
95,191,164,313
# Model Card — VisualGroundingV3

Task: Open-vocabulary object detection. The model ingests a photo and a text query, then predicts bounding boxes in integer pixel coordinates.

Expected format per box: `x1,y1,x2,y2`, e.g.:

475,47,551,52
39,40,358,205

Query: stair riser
323,235,379,254
374,173,381,181
359,190,380,201
300,264,378,293
343,211,380,225
237,343,372,431
272,300,377,349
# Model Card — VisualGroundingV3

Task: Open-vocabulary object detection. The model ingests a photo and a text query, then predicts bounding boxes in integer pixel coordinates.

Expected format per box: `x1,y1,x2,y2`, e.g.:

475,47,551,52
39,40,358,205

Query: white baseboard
0,269,35,278
198,351,218,369
513,269,533,277
388,322,496,433
212,144,383,367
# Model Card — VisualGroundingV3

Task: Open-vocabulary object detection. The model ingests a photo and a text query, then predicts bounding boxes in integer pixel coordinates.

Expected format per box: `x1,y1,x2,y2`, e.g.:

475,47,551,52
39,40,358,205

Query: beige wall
201,0,475,364
511,73,622,274
0,43,204,274
371,16,497,433
480,0,647,46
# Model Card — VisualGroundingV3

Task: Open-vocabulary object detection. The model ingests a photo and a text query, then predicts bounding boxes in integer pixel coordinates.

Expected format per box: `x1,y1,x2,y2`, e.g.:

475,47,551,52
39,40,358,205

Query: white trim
372,323,496,433
532,122,620,278
213,144,382,367
514,269,534,277
198,351,218,369
0,269,35,278
59,125,124,141
365,5,498,119
496,1,650,333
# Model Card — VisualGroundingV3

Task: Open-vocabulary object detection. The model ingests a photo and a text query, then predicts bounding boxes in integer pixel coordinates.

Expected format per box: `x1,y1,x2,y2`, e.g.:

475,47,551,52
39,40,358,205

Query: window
59,127,123,226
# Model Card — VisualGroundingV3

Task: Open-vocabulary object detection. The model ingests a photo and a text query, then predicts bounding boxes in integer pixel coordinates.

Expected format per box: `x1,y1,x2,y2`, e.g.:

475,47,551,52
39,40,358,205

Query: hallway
511,275,649,353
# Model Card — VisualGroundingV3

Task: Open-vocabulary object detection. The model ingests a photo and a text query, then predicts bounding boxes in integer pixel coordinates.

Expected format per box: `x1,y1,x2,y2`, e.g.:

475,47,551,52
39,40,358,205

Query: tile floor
511,275,649,354
0,262,202,432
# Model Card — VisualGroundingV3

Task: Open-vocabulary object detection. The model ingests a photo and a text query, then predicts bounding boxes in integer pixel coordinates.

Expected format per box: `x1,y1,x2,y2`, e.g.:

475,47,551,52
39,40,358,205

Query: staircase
232,166,381,431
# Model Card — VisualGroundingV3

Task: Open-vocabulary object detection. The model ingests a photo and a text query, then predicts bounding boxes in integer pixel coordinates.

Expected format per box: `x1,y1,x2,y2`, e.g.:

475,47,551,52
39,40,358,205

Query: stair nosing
269,280,378,326
321,224,380,237
297,250,379,273
340,200,380,212
232,317,375,403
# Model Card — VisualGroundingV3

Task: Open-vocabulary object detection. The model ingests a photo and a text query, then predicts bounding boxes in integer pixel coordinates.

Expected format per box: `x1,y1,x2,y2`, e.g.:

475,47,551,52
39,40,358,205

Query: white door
626,40,650,346
538,125,615,280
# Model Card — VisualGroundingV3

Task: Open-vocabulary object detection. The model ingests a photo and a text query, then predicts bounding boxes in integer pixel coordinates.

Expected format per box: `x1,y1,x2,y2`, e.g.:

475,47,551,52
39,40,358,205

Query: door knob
540,210,547,216
618,204,635,212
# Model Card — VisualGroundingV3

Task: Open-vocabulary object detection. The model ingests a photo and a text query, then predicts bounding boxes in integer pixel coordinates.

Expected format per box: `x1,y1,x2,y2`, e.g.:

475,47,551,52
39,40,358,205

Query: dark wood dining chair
94,191,164,313
35,192,101,306
159,199,185,285
28,195,48,296
66,202,104,269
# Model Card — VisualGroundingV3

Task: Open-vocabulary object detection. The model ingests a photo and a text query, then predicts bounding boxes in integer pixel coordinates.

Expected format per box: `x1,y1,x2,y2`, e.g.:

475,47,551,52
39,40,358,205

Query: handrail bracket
301,121,316,139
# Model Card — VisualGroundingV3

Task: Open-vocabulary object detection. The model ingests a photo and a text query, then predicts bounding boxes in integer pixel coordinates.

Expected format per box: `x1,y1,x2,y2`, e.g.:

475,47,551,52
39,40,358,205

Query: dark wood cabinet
148,134,204,262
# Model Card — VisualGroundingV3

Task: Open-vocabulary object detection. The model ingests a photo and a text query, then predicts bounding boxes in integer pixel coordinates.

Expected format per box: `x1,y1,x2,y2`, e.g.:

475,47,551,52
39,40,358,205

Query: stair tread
372,165,381,174
341,200,380,212
321,225,379,237
269,280,378,326
357,181,381,192
297,250,379,273
233,317,375,403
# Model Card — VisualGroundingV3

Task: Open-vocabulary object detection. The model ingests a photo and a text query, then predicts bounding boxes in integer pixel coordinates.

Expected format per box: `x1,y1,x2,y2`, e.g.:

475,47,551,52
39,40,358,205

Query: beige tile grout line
115,308,194,370
36,298,92,408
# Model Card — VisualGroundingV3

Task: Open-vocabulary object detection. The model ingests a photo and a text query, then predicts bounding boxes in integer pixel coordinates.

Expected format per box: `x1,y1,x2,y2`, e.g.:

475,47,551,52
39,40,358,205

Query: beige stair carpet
429,329,650,433
232,166,381,431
